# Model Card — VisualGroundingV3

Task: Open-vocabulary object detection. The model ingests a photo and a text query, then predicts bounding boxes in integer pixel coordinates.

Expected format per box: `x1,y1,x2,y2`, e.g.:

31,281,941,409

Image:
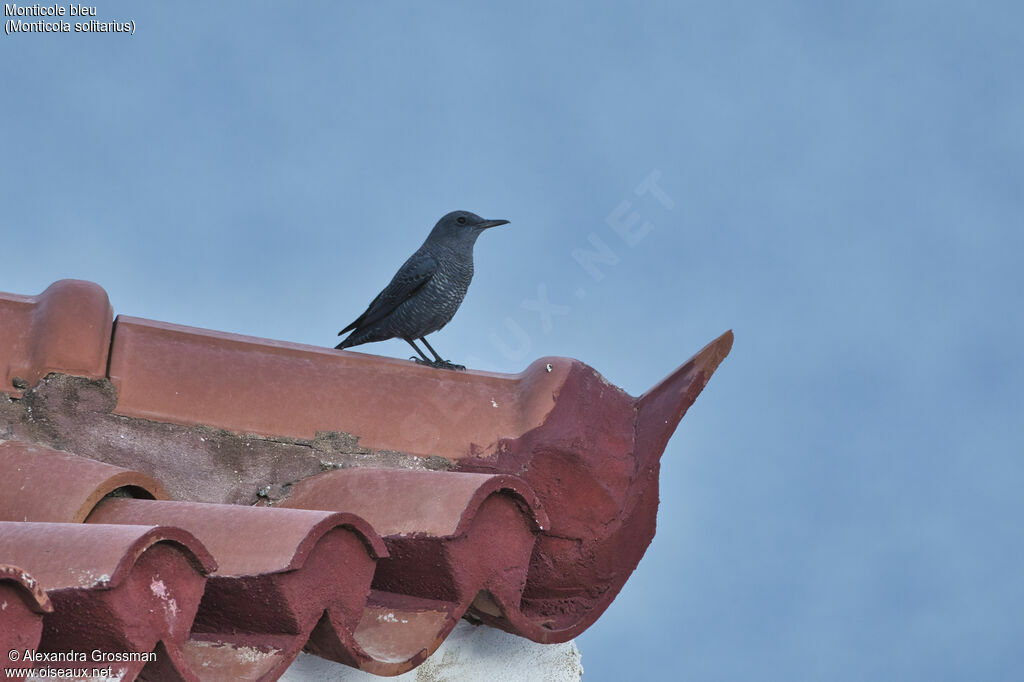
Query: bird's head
430,210,510,244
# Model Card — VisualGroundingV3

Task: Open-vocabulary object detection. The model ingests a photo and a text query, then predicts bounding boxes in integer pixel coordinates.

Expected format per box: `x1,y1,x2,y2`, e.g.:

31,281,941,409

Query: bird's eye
457,216,467,224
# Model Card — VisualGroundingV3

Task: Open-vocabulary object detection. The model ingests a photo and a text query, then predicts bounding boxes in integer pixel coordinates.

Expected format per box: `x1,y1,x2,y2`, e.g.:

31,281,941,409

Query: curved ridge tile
108,315,570,458
87,499,387,681
278,469,546,676
0,565,52,675
0,522,215,681
0,521,214,594
0,279,112,395
86,498,387,574
457,333,733,643
178,522,376,682
0,441,168,523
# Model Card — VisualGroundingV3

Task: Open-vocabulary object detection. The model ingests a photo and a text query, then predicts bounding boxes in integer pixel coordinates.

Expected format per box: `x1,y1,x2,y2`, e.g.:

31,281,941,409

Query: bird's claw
410,357,466,371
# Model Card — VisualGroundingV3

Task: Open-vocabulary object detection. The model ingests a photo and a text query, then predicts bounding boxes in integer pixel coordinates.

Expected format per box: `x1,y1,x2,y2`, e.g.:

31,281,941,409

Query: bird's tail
335,331,360,350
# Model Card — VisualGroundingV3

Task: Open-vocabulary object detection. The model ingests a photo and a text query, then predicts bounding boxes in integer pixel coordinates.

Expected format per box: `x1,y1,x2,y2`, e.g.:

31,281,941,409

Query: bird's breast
411,257,473,333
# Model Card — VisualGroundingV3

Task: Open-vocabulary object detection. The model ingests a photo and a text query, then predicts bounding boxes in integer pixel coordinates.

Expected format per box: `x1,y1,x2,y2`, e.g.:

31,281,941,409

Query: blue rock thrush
335,210,510,370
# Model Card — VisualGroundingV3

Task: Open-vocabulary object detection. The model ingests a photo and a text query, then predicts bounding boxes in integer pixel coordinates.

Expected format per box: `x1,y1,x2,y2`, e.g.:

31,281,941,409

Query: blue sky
3,2,1022,679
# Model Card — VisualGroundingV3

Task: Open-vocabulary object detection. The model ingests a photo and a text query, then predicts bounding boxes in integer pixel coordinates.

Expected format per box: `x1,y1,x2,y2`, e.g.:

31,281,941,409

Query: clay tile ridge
107,313,574,459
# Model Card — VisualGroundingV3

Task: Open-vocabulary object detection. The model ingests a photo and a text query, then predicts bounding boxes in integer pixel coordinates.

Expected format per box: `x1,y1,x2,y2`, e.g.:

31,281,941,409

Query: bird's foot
410,357,466,371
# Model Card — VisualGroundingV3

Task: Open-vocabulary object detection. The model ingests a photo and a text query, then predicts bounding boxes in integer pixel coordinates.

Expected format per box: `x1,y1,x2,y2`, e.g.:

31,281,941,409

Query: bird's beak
479,218,510,229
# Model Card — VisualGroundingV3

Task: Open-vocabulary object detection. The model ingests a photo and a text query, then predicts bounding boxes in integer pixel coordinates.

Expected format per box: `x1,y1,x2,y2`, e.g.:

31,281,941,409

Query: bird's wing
339,254,438,334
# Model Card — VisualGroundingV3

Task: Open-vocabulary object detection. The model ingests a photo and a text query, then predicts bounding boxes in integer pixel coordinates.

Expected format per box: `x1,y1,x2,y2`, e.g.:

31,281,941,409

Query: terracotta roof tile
279,469,548,675
0,280,112,397
107,314,569,457
0,441,167,523
281,468,548,537
0,279,733,679
87,499,388,679
86,499,386,575
0,521,214,680
0,564,52,675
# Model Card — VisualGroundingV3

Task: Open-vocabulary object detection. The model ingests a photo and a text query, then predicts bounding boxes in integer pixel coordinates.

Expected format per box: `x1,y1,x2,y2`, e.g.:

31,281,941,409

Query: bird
335,210,510,370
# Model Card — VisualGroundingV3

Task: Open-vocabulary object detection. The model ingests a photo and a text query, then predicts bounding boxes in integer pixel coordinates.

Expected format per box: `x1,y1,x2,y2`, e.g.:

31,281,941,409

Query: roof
0,279,732,680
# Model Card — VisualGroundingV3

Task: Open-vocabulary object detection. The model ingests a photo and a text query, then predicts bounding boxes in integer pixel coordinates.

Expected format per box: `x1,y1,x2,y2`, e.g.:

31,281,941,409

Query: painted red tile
450,331,734,642
0,522,215,680
87,498,388,680
279,468,547,675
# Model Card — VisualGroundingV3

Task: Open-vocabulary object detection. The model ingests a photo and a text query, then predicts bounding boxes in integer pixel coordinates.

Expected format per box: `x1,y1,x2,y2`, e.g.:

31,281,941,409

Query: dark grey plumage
336,210,510,370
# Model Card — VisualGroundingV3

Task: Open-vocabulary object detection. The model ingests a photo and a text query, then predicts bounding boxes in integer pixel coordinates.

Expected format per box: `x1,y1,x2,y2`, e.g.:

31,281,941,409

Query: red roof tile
0,521,214,680
0,279,733,679
0,441,167,523
0,564,52,675
279,469,548,674
0,280,112,397
87,499,388,680
107,314,569,457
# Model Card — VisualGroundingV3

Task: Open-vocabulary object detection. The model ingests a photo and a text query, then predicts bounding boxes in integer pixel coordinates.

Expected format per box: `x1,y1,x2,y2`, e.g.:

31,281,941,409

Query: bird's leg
419,337,465,371
419,337,444,363
405,339,434,365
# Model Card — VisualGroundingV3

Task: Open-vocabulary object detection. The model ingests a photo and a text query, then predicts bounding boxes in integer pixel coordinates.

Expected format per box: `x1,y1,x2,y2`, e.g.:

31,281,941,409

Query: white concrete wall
281,621,583,681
